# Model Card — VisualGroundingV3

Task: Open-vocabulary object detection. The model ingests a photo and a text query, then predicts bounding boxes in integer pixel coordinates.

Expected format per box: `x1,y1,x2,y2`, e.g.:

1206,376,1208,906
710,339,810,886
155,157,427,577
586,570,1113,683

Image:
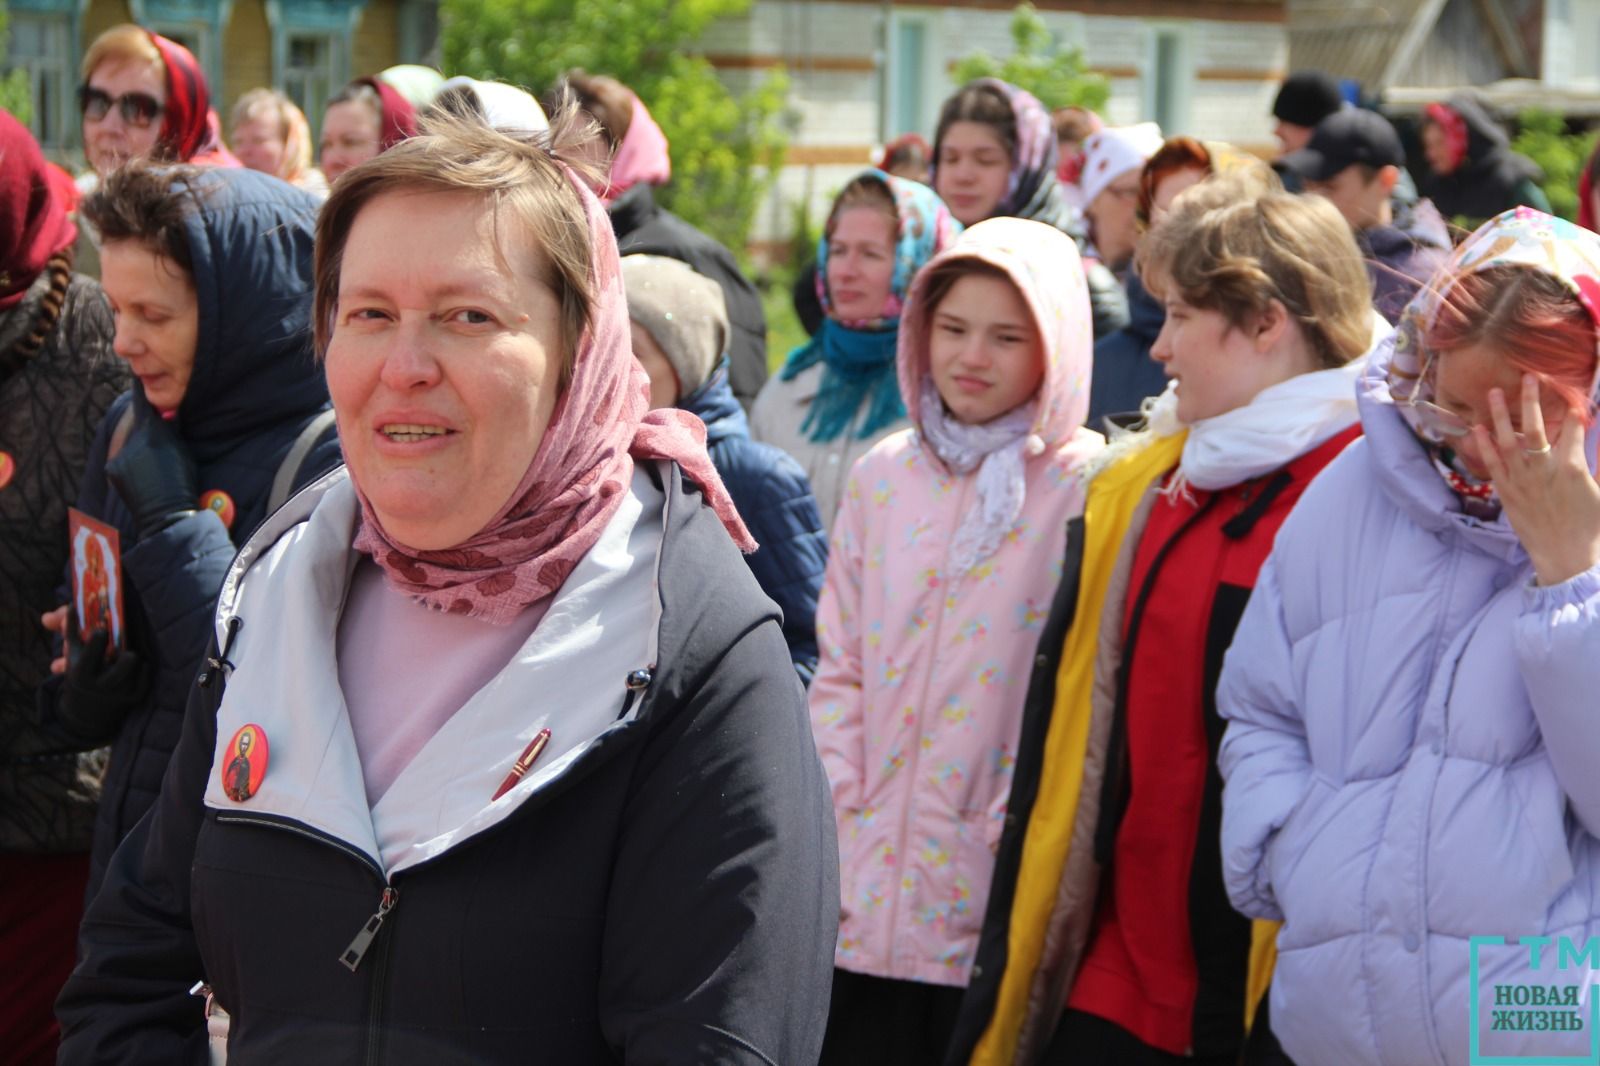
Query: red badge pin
0,452,13,491
222,724,268,802
199,490,236,530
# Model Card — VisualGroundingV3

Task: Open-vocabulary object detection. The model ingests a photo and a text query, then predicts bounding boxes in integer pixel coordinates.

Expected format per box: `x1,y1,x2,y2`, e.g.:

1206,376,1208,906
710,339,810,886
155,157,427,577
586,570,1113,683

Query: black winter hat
1273,71,1344,128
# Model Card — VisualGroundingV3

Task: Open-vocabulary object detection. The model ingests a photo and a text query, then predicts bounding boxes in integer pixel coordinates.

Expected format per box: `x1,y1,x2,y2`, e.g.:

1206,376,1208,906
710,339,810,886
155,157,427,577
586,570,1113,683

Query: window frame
1143,21,1194,136
6,3,78,154
264,0,367,141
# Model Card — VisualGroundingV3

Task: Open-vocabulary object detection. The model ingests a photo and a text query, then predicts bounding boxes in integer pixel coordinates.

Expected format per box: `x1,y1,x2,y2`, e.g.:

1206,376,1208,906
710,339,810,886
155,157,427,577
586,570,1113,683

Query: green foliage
761,267,807,372
0,1,34,122
950,2,1109,113
1512,108,1598,222
441,0,789,252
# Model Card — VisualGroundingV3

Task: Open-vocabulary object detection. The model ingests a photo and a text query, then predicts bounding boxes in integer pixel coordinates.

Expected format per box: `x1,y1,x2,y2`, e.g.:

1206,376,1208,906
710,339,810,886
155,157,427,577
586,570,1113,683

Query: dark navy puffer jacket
1087,269,1168,433
45,168,340,897
685,369,827,682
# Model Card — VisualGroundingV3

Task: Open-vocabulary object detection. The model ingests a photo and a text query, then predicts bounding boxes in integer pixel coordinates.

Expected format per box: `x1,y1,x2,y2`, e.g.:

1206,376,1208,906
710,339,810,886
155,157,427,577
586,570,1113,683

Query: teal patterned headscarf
779,169,962,443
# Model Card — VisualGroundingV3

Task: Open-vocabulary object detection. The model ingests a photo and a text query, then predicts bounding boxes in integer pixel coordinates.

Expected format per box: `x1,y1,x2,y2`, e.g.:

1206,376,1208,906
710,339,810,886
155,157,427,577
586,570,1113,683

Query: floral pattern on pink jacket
810,217,1104,986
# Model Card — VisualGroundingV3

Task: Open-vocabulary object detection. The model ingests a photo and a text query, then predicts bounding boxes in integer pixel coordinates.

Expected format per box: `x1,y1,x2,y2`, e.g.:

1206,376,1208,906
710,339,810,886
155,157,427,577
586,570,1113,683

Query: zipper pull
616,667,654,721
339,885,398,972
199,616,243,688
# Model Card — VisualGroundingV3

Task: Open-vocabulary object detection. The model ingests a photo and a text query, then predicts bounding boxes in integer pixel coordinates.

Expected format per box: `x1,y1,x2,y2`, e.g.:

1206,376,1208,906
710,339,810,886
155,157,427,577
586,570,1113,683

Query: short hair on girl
313,105,603,383
81,23,162,81
1426,263,1598,423
827,175,899,239
934,82,1016,164
79,160,199,279
1138,175,1372,370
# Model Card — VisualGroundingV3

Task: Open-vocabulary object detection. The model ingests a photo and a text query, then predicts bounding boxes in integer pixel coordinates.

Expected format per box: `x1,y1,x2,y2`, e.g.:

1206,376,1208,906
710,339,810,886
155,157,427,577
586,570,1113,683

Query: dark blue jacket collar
171,168,328,464
683,367,747,445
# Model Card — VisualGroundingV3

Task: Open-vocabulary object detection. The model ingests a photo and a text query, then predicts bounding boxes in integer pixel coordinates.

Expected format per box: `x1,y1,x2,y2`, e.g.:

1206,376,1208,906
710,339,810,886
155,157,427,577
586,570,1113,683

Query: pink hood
897,216,1093,450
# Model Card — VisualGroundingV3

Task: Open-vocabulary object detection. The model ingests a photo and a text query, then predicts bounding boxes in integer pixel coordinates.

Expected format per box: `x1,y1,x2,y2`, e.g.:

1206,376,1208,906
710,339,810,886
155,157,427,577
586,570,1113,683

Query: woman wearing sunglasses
77,24,238,179
1216,207,1600,1066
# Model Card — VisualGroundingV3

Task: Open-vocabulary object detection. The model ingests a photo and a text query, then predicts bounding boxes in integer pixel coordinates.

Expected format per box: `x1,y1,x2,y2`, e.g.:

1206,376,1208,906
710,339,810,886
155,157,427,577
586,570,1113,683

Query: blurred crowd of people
3,22,1600,1066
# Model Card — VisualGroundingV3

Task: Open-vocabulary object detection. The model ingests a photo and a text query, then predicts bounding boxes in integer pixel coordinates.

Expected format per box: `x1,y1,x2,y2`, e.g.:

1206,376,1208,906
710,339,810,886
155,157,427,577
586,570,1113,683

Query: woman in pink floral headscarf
57,108,838,1065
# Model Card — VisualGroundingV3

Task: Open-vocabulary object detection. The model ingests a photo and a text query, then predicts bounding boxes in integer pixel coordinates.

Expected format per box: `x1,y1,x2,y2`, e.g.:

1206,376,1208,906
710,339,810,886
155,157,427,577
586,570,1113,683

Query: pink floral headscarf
354,158,755,625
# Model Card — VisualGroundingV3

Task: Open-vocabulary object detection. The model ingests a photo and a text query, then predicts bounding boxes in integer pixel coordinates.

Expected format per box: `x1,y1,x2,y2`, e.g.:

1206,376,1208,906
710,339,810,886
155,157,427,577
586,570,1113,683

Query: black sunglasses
78,85,164,128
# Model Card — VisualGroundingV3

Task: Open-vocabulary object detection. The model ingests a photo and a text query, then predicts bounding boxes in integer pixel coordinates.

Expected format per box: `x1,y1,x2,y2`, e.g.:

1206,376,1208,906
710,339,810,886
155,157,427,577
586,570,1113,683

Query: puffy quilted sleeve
1515,562,1600,838
1216,556,1314,921
725,443,827,684
807,470,868,812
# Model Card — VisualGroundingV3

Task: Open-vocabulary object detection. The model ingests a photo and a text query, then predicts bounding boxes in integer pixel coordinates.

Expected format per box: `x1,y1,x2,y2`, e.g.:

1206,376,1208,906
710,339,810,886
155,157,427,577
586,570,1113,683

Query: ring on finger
1523,443,1553,456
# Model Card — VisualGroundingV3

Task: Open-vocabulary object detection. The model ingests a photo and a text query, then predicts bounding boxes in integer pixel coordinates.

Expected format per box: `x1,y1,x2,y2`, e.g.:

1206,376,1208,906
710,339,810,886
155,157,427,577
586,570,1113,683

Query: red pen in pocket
492,728,552,801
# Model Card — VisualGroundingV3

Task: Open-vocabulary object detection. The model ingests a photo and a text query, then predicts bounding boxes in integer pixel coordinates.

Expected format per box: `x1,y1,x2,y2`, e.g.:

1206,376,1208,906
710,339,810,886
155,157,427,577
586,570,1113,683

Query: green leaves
441,0,790,252
1511,109,1598,223
0,1,34,123
949,3,1108,114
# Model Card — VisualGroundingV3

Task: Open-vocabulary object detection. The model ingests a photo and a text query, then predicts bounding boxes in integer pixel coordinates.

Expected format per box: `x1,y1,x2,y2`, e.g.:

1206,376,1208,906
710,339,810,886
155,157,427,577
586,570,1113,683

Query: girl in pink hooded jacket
810,217,1104,1065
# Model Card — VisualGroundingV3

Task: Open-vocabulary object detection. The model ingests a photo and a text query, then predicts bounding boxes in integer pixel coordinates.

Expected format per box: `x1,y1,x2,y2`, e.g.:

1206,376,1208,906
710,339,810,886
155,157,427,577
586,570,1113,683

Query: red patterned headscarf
1424,101,1470,174
146,31,235,164
0,109,77,309
357,76,419,152
352,156,755,625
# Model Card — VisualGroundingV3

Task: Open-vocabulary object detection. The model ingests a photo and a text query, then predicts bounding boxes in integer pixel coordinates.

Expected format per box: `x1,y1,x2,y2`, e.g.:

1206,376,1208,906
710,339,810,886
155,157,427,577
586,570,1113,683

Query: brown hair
1138,175,1371,369
326,80,383,123
80,23,162,81
827,175,899,239
1052,106,1097,145
1426,264,1598,423
558,70,634,149
879,133,930,176
2,249,73,375
80,160,199,279
934,82,1016,164
313,106,602,383
914,258,1012,331
1137,137,1212,227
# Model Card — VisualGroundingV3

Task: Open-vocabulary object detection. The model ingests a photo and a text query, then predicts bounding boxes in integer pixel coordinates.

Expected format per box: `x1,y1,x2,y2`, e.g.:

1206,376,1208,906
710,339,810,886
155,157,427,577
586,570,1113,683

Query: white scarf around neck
1169,354,1367,495
917,379,1043,574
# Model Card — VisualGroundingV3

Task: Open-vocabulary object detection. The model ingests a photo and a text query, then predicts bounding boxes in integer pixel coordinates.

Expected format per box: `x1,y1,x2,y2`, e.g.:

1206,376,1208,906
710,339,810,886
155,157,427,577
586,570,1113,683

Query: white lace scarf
917,379,1043,574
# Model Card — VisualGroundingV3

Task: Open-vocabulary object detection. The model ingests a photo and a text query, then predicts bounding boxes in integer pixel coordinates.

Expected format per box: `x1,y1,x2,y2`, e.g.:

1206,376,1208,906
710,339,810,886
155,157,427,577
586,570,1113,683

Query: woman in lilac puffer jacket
1218,208,1600,1066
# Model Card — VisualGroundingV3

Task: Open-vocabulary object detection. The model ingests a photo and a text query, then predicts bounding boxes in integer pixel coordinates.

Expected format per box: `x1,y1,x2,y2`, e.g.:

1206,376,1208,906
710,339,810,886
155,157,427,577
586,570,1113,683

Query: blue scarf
780,322,902,443
783,167,962,444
